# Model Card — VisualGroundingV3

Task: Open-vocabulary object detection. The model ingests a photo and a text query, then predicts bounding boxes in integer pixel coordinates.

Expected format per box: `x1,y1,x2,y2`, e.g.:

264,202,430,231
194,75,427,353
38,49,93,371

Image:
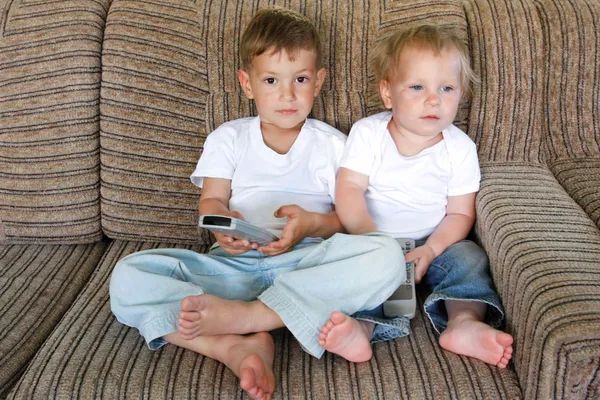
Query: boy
110,9,406,400
319,24,514,369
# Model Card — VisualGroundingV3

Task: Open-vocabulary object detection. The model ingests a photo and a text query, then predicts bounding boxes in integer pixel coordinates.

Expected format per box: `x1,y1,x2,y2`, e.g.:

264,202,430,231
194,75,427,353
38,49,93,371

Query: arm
199,177,256,254
406,192,476,282
335,167,378,234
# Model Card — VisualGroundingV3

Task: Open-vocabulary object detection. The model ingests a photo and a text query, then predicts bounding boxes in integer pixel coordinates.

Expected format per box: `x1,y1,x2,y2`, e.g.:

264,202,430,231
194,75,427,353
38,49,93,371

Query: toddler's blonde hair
371,24,478,98
240,8,321,70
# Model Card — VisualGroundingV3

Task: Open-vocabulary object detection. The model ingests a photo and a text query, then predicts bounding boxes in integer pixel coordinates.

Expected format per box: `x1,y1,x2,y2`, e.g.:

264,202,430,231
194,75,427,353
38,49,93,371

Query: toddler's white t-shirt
191,116,347,236
339,111,481,240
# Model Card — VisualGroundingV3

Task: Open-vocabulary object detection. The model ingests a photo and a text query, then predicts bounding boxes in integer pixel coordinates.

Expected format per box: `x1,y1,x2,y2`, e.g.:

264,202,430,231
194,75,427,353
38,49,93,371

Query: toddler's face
379,45,463,141
239,48,325,133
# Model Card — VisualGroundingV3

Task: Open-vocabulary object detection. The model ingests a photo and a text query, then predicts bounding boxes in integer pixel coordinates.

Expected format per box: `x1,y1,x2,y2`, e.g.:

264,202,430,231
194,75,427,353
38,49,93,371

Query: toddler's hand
405,244,436,283
257,205,315,256
214,211,258,254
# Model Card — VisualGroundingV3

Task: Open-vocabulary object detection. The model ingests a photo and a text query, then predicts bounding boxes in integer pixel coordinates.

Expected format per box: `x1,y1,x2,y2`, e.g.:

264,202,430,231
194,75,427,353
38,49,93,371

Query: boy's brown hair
240,8,321,70
371,24,478,98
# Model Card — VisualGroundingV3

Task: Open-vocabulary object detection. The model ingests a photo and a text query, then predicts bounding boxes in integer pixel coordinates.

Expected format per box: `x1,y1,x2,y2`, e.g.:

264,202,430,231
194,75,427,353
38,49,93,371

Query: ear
238,69,254,99
379,80,393,109
313,67,327,97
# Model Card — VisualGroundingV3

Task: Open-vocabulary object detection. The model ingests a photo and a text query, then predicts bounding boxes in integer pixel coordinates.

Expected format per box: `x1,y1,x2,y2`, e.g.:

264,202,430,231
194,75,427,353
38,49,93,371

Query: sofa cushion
0,0,109,244
475,162,600,399
463,0,547,163
99,0,208,244
549,158,600,230
0,241,107,397
7,240,521,399
542,0,600,161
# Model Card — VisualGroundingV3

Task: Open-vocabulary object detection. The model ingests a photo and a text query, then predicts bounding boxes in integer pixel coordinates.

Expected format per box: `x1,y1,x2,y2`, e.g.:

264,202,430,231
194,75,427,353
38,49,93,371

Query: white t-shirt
191,116,347,235
339,111,481,240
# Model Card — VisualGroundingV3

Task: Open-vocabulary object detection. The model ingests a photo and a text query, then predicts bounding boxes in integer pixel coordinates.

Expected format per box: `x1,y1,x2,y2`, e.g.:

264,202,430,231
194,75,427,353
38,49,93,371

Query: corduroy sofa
1,0,599,399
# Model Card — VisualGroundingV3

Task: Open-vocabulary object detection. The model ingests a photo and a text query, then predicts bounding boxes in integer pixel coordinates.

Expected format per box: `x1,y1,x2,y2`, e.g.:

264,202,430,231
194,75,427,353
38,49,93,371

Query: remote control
198,215,279,246
383,238,417,319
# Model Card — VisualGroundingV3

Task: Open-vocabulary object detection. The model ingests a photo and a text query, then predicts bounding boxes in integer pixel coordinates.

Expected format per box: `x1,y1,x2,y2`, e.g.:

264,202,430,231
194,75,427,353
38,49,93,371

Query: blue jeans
109,233,406,358
354,239,504,342
419,239,504,333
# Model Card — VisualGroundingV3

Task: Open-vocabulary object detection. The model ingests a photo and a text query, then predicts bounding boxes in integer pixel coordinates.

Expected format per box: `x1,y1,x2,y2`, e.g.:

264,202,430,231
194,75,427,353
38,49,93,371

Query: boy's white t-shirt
339,111,481,240
191,116,347,236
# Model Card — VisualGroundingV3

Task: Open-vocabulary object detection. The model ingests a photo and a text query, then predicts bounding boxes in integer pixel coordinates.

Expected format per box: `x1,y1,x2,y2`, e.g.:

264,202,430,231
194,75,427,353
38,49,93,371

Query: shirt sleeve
190,127,237,188
447,140,481,196
339,120,375,177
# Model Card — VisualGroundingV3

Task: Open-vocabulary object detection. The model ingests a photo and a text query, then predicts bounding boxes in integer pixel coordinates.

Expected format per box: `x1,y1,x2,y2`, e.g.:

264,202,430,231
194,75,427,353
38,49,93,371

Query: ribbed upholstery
541,0,600,161
550,159,600,230
463,0,546,163
99,0,207,243
0,0,109,244
0,241,107,397
7,240,521,400
475,164,600,400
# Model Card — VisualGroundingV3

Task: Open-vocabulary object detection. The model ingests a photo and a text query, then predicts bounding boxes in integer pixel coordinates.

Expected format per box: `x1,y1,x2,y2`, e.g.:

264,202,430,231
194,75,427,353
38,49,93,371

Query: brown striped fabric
542,0,600,161
99,0,207,244
7,239,521,400
0,0,108,244
550,159,600,230
463,0,546,163
475,163,600,400
0,241,107,397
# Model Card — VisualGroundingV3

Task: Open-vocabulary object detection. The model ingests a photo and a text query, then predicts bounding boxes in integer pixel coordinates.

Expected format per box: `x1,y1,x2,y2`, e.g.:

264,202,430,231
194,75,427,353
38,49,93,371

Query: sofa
1,0,599,398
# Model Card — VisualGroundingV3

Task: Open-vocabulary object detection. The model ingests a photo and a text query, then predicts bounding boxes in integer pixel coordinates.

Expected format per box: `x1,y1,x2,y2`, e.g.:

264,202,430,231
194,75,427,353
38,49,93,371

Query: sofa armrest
475,163,600,400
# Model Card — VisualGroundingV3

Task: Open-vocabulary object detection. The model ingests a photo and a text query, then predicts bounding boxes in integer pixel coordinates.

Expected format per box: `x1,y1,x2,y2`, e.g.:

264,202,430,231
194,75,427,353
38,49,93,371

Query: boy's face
239,48,326,133
379,45,463,141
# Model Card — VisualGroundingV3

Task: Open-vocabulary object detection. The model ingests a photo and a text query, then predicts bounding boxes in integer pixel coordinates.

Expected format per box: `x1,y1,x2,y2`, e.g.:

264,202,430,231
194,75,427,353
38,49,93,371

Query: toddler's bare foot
318,311,374,362
439,317,513,368
178,294,255,339
225,332,275,400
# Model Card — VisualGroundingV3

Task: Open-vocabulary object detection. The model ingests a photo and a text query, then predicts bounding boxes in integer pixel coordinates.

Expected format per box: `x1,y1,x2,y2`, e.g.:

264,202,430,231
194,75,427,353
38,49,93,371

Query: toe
181,295,202,312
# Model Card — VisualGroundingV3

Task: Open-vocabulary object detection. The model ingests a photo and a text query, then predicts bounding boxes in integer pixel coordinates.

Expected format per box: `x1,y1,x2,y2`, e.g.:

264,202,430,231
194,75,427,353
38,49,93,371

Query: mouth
421,115,440,121
277,109,298,116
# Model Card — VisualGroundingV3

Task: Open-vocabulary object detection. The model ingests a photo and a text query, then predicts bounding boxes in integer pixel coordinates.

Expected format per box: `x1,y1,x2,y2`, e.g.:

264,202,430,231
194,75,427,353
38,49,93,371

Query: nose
279,83,296,101
425,90,440,106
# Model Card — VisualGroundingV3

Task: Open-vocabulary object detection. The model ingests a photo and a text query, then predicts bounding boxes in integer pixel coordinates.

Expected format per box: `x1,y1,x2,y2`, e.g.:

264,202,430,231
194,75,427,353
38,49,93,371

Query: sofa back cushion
542,0,600,160
0,0,109,244
99,0,475,244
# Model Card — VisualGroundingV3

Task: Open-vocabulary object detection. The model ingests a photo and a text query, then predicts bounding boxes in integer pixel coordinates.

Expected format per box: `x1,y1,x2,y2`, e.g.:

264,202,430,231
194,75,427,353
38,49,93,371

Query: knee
363,234,406,283
447,240,489,271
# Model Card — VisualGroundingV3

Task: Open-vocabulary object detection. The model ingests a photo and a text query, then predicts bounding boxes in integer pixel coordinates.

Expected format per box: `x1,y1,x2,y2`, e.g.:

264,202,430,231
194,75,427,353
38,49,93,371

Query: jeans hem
259,286,324,358
423,295,505,335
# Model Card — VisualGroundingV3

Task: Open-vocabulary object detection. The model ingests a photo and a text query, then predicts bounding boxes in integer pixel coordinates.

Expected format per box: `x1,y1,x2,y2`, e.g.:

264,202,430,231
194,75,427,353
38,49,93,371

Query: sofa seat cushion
0,241,107,397
8,240,521,399
549,158,600,230
475,162,600,399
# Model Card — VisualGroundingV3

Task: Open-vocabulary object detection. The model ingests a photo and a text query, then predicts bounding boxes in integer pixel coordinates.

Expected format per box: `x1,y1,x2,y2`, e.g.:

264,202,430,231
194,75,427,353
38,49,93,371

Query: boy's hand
405,244,436,283
213,211,259,254
257,205,315,256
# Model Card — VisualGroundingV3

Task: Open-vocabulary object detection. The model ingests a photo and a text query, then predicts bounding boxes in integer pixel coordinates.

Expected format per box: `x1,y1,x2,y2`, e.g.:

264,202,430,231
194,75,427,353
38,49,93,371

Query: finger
229,210,244,220
274,204,297,218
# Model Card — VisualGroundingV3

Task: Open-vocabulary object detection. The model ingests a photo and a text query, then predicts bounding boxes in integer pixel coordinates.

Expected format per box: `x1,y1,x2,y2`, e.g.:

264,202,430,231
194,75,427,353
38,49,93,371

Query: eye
441,86,454,92
410,85,423,91
296,76,308,83
264,77,277,84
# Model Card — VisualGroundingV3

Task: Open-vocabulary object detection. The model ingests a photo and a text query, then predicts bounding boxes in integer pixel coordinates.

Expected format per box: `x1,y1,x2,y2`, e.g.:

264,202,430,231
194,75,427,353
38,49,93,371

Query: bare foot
224,333,276,400
439,318,514,368
177,294,255,339
318,311,374,362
